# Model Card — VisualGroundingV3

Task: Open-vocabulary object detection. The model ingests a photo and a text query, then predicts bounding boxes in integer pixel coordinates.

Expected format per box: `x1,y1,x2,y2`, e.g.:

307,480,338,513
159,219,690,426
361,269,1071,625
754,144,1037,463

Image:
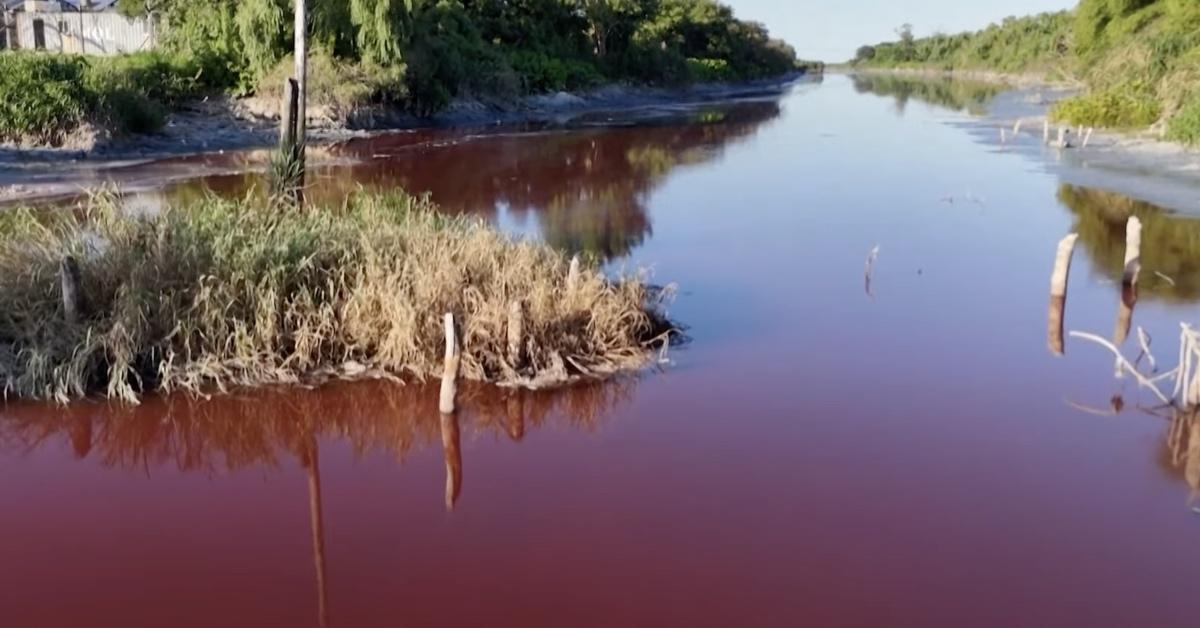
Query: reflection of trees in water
175,103,780,261
0,378,636,474
850,73,1003,116
1058,184,1200,302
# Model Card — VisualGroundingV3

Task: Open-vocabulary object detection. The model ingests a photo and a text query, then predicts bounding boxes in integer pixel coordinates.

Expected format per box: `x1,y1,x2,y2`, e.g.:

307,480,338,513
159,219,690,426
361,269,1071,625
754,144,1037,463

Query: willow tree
349,0,414,65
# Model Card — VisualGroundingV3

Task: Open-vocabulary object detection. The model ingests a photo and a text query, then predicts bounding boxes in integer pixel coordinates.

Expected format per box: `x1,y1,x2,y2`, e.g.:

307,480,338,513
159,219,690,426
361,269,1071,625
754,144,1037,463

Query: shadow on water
158,101,781,261
0,378,635,627
1058,184,1200,301
850,72,1004,116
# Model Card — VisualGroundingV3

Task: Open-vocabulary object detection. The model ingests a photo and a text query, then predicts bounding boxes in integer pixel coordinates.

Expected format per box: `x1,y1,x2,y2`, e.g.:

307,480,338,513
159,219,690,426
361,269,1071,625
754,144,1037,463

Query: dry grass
0,190,675,404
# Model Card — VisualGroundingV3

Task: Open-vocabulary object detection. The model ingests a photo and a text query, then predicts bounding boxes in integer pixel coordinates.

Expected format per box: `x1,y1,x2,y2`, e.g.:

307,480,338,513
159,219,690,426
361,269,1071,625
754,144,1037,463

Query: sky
727,0,1077,62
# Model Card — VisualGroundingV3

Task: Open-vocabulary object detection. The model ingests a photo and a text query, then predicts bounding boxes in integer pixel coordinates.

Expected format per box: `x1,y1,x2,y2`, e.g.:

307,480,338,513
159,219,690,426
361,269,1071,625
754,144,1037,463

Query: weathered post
1057,126,1068,148
1013,119,1023,136
507,300,524,367
566,255,581,294
1048,233,1079,356
1000,128,1007,144
1083,127,1094,148
60,256,85,324
439,313,459,415
440,411,462,510
1043,119,1050,144
1114,216,1142,346
279,78,298,152
294,0,308,201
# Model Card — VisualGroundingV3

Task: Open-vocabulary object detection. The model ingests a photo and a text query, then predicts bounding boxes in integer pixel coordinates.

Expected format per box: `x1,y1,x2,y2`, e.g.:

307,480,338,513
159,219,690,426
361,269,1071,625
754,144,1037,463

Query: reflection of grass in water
851,73,1004,115
1059,184,1200,301
0,378,637,474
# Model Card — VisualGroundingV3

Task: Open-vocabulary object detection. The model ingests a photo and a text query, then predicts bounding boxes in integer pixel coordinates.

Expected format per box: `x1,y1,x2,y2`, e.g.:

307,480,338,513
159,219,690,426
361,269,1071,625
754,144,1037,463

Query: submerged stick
60,256,85,324
1068,331,1172,405
507,300,524,367
439,313,459,415
865,244,880,299
1048,234,1078,356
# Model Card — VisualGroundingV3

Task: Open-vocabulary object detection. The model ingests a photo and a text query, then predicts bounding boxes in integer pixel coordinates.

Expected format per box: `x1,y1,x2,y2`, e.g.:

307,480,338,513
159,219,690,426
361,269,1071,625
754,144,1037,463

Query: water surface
3,74,1200,628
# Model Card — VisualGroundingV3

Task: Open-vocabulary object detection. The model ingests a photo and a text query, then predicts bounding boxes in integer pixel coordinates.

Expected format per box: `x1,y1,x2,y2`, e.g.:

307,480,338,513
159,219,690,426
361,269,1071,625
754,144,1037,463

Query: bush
686,58,734,82
0,53,90,145
258,48,407,113
1051,83,1162,127
1166,95,1200,144
508,50,602,93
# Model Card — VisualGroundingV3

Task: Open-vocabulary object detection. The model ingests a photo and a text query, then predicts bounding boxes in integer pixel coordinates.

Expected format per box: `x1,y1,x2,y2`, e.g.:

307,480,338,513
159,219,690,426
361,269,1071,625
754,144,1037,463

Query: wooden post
1000,128,1007,144
1048,233,1079,356
279,78,298,151
439,313,459,415
293,0,308,199
1083,127,1094,148
60,256,85,324
507,300,524,367
566,255,581,293
1013,119,1023,136
1057,126,1068,148
1043,119,1050,144
1113,217,1142,346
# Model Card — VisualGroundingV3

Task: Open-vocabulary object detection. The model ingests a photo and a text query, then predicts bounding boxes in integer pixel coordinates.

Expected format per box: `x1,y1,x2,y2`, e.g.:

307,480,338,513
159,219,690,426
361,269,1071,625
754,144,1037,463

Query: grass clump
0,191,675,404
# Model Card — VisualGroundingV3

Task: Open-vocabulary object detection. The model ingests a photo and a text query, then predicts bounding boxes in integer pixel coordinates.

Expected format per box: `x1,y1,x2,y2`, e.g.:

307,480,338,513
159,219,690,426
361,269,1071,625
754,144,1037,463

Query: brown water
4,75,1200,627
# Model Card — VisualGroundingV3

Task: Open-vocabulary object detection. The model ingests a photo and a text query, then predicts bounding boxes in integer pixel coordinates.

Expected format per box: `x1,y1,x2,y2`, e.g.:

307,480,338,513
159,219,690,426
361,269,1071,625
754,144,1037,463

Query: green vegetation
850,73,1003,116
0,52,207,145
0,1,803,145
0,190,674,403
852,0,1200,144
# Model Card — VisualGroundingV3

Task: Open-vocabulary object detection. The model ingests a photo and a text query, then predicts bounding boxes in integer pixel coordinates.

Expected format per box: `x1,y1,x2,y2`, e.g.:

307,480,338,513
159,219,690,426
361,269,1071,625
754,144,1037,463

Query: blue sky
727,0,1077,62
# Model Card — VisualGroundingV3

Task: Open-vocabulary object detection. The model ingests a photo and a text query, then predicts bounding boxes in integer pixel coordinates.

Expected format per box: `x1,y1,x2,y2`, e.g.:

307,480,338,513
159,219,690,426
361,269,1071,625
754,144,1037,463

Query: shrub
257,48,407,113
1166,95,1200,144
508,50,602,93
0,53,90,145
686,58,734,82
1051,83,1162,127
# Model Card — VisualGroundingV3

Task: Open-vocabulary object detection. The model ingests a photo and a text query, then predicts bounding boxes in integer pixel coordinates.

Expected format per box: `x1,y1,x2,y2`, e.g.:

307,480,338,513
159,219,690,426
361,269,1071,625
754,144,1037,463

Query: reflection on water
159,102,781,261
1058,184,1200,301
0,379,633,474
1164,409,1200,509
0,379,633,627
850,72,1004,116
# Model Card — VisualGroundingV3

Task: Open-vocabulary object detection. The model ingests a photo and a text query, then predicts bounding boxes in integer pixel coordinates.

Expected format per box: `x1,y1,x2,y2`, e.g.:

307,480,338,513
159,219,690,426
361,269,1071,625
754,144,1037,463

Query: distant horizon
726,0,1076,62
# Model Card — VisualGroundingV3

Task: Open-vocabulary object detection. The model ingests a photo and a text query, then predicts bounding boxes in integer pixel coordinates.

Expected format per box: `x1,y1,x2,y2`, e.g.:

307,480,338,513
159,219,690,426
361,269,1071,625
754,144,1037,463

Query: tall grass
0,191,674,403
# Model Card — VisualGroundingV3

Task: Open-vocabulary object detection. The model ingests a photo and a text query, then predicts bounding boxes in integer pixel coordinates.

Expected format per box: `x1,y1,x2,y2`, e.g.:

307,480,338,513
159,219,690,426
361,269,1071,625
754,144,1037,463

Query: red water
3,76,1200,627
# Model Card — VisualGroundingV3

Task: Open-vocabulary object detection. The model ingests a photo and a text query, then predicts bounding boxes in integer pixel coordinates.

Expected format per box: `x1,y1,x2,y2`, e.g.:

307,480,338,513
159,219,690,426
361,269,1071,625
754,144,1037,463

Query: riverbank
0,73,806,164
845,68,1200,212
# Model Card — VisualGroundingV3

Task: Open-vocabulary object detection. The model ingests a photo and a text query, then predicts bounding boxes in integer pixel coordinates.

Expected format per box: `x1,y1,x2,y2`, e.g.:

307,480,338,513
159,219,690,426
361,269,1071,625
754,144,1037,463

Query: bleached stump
507,300,524,367
1048,233,1079,356
1043,119,1051,144
1113,217,1143,348
1083,127,1094,148
439,313,459,415
60,256,85,324
566,255,581,293
1123,216,1142,287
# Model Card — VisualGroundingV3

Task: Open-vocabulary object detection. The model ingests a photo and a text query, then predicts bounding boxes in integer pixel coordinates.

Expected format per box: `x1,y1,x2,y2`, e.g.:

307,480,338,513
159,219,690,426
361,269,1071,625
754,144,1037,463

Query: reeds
0,190,675,403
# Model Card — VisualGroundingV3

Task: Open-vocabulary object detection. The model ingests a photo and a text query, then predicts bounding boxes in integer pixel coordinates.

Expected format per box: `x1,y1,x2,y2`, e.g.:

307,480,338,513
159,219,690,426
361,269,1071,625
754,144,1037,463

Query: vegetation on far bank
851,0,1200,145
0,190,675,403
0,0,812,146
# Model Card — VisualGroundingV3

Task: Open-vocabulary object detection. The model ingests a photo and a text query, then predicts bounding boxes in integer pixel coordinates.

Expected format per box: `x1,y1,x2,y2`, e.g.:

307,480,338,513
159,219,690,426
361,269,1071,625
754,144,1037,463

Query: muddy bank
846,69,1200,213
0,74,806,165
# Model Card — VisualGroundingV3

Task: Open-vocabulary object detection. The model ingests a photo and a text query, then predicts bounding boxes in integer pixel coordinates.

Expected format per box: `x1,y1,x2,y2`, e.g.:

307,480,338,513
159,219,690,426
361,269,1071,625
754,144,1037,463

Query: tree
855,45,876,63
896,22,915,61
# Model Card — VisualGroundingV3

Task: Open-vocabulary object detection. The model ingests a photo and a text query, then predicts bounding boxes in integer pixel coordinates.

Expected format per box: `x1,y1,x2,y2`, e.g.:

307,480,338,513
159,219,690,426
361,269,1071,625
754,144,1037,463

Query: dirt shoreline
844,68,1200,213
0,73,807,165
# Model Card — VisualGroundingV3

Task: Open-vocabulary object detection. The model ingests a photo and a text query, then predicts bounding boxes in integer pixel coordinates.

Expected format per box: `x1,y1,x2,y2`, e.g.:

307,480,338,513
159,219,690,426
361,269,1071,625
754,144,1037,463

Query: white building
0,1,158,55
